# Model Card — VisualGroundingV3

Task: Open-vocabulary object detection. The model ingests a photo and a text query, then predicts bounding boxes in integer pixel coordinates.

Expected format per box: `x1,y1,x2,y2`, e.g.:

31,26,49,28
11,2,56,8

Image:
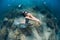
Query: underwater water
0,0,60,40
0,0,60,19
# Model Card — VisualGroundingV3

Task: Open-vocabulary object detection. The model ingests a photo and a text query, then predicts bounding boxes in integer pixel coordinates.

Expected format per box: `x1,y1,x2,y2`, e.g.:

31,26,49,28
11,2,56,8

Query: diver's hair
22,11,28,17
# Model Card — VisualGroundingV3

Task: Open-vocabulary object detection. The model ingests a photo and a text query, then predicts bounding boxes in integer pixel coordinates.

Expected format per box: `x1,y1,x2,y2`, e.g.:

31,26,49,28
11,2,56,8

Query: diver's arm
26,13,40,24
25,16,40,24
26,13,39,21
25,17,35,21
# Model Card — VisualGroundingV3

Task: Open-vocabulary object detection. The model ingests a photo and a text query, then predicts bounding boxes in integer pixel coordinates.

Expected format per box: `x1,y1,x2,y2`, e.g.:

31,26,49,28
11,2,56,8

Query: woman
22,11,40,25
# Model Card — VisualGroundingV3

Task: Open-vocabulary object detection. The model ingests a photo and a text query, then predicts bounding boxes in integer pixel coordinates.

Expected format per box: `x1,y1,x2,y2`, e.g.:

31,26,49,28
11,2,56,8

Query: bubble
43,1,46,4
8,4,11,6
18,4,22,8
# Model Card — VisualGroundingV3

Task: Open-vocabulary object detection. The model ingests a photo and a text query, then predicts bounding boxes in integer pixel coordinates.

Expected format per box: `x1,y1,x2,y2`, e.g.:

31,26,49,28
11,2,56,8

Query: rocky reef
0,6,60,40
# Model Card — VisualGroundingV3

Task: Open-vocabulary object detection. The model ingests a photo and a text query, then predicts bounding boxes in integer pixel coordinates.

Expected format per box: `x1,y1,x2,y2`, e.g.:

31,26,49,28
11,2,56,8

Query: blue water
0,0,60,20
